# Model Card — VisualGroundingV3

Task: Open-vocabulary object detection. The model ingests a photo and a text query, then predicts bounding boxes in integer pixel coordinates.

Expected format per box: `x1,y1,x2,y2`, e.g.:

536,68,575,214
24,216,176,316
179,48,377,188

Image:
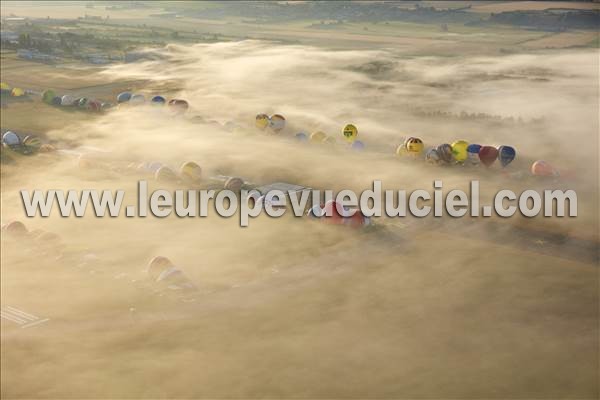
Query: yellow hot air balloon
0,82,11,92
395,144,407,156
255,114,270,130
11,87,25,97
310,131,327,143
342,124,358,143
179,161,202,183
405,137,424,156
451,140,469,163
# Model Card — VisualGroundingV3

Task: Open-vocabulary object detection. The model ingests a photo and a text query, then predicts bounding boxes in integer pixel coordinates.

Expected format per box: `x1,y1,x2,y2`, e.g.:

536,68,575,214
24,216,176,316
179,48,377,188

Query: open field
469,1,600,13
1,2,599,399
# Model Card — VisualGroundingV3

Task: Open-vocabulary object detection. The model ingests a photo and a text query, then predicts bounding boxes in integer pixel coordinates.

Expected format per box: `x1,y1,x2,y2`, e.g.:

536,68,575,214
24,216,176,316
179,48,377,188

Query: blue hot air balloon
151,95,166,105
466,144,482,165
351,140,365,151
295,132,308,142
117,92,132,103
497,145,516,167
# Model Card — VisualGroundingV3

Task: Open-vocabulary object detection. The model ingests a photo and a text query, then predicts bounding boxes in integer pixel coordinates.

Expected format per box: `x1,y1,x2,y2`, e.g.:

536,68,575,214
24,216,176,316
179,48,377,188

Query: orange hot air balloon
478,146,498,167
531,160,558,177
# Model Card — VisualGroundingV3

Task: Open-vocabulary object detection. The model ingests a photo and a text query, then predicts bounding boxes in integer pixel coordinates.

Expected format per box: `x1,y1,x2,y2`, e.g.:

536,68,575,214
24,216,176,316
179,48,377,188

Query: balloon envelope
531,160,557,177
406,137,424,155
351,140,365,151
224,177,244,191
436,144,453,163
307,205,324,219
180,161,202,183
478,146,498,167
451,140,469,162
130,94,145,104
61,94,76,106
310,131,327,143
295,132,308,142
23,135,42,150
117,92,132,103
324,136,336,145
425,148,440,164
269,114,286,132
255,114,270,130
151,95,166,105
168,99,189,114
42,89,56,104
466,144,482,165
497,145,516,167
11,88,24,97
154,166,178,182
342,124,358,143
87,100,101,112
2,131,21,147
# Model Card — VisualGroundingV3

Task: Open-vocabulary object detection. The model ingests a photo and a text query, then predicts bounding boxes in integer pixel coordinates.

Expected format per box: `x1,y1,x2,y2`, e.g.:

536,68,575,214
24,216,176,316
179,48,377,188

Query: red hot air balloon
478,146,498,167
322,200,350,225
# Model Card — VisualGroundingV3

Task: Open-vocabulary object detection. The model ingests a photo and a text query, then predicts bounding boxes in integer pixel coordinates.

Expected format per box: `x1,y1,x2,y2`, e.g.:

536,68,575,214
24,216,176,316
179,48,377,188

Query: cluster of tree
489,9,599,31
409,108,545,126
1,33,53,53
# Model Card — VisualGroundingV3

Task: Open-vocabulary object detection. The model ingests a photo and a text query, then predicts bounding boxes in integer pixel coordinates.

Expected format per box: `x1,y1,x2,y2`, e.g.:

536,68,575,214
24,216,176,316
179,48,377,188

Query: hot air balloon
324,136,337,145
148,161,164,173
151,95,166,105
451,140,469,163
342,124,358,143
224,176,244,191
343,211,370,229
0,82,11,94
117,92,132,103
351,140,365,151
61,94,76,106
310,131,327,143
295,132,308,142
130,94,146,105
42,89,56,104
306,204,324,219
322,200,350,225
179,161,202,183
478,146,498,167
436,143,453,163
77,97,89,108
531,160,558,177
405,137,424,156
154,166,179,182
87,99,102,112
51,96,62,106
222,121,236,132
466,144,482,165
2,131,21,148
425,148,440,164
22,135,42,152
255,114,270,130
168,99,189,115
11,87,25,97
2,220,28,237
269,114,286,132
497,145,516,167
